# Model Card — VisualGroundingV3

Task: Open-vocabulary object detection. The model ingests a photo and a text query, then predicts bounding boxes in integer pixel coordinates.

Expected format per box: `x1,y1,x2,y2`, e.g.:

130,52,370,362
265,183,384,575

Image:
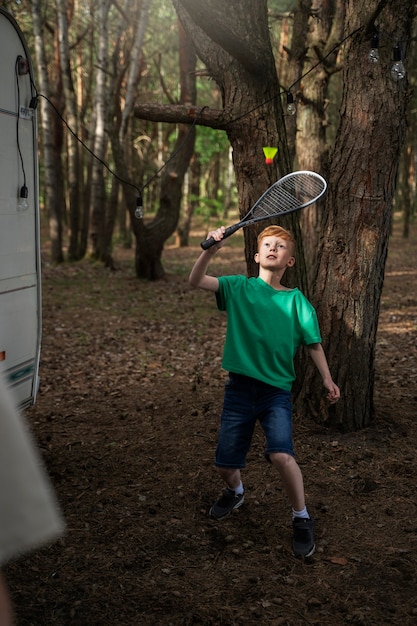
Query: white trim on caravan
0,8,41,408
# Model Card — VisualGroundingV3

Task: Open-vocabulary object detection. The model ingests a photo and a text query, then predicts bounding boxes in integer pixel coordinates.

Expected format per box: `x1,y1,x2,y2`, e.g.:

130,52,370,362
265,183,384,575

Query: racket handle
200,223,241,250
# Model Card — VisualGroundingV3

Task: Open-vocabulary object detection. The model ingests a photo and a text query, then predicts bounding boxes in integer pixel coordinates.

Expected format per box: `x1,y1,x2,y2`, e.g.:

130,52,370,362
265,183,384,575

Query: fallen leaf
327,556,349,566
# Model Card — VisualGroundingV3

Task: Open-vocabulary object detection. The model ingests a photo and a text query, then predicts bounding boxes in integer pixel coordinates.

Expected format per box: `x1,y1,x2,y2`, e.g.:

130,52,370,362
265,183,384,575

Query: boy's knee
268,451,293,469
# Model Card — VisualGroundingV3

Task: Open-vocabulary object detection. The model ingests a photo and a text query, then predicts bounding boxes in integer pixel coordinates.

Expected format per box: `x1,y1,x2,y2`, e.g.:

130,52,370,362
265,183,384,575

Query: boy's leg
210,467,244,519
268,452,305,511
210,375,255,520
217,467,241,491
269,452,316,557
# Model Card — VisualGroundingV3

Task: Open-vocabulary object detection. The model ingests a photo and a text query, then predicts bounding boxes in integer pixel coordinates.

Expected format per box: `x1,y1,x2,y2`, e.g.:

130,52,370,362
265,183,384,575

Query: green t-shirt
216,275,322,391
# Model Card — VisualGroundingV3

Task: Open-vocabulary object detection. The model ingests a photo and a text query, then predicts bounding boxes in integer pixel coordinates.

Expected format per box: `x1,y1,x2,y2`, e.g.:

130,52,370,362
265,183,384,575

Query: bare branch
134,103,229,130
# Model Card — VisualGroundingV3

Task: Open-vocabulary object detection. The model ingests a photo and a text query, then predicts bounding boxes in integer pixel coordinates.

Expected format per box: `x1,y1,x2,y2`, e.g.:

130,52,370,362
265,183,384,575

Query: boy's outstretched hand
323,379,341,404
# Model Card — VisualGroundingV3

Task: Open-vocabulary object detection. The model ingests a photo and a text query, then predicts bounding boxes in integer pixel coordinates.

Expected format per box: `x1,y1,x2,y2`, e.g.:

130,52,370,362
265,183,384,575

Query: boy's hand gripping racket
200,170,327,250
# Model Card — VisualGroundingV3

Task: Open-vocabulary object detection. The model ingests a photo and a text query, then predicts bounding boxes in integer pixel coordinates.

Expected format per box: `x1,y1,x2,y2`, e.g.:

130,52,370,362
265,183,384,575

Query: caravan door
0,8,41,408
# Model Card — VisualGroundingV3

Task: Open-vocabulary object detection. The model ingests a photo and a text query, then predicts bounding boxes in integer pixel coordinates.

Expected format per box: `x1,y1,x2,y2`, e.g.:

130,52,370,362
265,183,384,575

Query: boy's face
254,235,295,271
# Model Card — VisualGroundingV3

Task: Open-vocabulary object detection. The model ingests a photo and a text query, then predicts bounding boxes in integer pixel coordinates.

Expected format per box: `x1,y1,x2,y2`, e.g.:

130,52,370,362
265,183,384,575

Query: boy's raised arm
189,227,225,292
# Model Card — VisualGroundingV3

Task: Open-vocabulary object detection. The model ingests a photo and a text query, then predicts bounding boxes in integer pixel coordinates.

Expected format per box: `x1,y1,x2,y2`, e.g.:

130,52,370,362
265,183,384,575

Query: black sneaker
209,487,244,520
292,517,316,557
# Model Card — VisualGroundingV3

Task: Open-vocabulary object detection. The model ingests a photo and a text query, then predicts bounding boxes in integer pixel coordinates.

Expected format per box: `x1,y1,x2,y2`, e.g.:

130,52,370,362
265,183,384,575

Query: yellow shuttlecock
263,147,278,164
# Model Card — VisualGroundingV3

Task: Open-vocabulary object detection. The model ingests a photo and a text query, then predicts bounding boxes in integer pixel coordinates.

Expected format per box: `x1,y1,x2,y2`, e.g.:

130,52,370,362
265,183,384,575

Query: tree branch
134,103,229,130
363,0,390,37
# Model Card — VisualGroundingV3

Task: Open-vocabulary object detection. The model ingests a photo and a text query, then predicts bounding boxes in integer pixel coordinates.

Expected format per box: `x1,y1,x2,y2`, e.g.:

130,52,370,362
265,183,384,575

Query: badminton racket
200,170,327,250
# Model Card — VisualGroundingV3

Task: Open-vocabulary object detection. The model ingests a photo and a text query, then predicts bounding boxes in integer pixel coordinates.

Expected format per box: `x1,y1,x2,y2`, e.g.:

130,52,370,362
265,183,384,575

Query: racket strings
252,174,325,219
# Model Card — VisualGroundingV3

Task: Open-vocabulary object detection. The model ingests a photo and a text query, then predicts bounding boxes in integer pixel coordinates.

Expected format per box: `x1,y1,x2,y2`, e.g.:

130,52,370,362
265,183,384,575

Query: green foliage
194,126,229,164
192,194,224,220
268,0,298,12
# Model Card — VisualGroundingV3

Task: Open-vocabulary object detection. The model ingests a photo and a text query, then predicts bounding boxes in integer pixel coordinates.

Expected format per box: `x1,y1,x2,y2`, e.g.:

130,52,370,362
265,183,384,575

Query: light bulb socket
370,32,379,49
393,44,402,62
286,91,296,115
20,185,28,199
134,195,143,219
17,55,29,76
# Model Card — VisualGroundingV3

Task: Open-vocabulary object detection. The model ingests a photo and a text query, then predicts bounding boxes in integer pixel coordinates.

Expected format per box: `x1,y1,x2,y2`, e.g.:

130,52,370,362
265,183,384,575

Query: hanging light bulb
286,91,296,115
262,147,278,165
391,43,405,81
17,185,29,211
134,194,143,219
368,31,379,63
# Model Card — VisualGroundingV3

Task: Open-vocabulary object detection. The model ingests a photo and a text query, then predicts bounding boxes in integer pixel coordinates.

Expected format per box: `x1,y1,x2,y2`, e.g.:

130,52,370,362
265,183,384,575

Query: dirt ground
4,217,417,625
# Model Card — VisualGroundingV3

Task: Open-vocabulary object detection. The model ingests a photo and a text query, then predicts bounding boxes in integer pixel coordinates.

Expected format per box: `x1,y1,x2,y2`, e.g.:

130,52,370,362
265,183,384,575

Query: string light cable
18,20,408,220
27,70,207,220
228,24,407,125
15,56,29,210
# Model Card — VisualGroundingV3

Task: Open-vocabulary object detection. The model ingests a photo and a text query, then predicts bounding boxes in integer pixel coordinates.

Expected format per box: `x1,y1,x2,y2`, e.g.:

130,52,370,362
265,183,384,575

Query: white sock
233,481,244,495
292,506,309,520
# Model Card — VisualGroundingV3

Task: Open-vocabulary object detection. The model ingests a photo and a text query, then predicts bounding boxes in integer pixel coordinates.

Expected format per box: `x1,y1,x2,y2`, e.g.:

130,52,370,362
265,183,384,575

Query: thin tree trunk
56,0,82,261
88,0,111,261
135,18,197,279
177,155,201,246
31,0,64,263
400,145,412,238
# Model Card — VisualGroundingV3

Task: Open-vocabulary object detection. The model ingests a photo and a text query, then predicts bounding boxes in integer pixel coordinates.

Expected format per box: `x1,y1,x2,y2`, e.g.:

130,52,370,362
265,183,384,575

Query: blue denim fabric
215,373,294,469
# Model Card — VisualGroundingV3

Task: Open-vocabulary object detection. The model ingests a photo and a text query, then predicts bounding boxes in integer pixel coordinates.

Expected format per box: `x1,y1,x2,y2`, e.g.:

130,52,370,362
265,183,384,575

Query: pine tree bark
295,0,415,430
295,0,345,286
172,0,300,280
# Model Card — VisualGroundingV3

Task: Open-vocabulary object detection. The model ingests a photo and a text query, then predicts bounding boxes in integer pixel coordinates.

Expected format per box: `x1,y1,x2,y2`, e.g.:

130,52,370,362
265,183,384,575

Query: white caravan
0,8,41,408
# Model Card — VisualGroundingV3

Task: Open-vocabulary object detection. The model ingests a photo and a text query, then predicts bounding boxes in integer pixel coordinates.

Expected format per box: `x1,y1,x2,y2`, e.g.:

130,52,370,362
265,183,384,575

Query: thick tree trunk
296,0,414,430
173,0,300,279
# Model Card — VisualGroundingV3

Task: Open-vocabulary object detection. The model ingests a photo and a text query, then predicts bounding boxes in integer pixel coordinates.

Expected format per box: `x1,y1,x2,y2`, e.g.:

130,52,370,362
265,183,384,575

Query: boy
189,225,340,557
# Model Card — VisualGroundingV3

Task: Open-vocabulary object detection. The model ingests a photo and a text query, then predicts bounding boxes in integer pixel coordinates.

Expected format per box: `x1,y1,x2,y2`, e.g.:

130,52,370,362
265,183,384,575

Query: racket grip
200,236,217,250
200,223,241,250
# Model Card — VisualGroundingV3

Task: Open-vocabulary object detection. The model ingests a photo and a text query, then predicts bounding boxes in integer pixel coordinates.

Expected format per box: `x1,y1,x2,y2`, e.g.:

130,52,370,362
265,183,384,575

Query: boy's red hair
257,225,296,254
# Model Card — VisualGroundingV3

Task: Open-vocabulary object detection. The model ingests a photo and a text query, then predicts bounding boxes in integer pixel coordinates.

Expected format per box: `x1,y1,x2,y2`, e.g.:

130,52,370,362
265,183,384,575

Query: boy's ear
288,256,296,267
254,252,260,264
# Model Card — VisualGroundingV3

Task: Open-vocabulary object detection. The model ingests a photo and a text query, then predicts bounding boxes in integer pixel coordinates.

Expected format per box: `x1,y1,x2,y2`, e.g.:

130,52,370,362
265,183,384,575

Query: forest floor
4,216,417,626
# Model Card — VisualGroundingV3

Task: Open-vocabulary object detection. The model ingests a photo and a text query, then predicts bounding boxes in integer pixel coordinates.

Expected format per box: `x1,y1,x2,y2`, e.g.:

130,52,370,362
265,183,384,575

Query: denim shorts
215,373,294,469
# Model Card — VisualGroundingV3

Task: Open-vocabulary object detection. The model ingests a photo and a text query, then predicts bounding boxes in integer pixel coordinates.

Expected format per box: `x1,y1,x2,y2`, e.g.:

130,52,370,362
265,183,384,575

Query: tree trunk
296,0,345,286
135,18,197,279
177,155,201,247
31,0,65,263
173,0,298,278
400,144,413,239
56,0,82,261
107,0,150,269
88,0,112,262
277,0,312,167
296,0,414,430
